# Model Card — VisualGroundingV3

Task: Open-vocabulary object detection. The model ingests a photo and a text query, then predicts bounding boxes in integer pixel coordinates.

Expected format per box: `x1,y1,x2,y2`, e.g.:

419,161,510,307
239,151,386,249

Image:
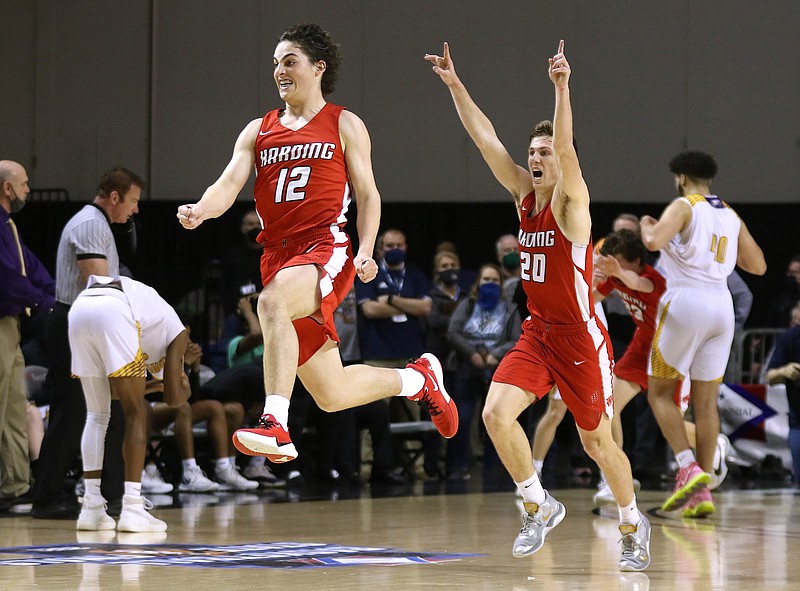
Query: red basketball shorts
493,315,614,431
613,329,650,391
259,226,355,366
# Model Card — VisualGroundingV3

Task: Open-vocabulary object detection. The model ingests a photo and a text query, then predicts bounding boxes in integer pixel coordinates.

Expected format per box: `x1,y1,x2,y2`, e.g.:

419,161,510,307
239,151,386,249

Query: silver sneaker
619,511,651,571
215,466,259,491
243,463,287,488
512,490,566,557
178,466,220,492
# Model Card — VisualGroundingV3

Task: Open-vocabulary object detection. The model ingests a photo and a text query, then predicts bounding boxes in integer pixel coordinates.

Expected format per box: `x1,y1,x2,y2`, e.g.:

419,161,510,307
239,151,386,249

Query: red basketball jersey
596,264,666,345
518,192,595,325
253,103,350,240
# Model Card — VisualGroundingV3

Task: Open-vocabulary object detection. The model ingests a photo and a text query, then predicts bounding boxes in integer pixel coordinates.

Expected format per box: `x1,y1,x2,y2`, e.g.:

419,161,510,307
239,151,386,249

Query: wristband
388,294,395,306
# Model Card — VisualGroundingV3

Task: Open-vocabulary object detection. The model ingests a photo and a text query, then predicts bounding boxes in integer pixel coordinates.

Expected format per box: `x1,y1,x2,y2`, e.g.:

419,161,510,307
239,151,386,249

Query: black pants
32,303,125,506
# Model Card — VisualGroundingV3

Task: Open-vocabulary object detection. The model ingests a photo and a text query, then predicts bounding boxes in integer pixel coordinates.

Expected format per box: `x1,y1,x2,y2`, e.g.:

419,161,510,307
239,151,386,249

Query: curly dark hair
599,229,647,265
279,23,341,96
669,151,717,181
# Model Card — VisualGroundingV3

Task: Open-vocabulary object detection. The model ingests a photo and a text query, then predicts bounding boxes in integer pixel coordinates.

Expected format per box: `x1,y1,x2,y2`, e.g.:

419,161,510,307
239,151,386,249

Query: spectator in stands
142,329,260,493
220,210,264,316
227,295,264,368
495,233,521,305
356,228,432,412
769,254,800,328
434,240,477,293
0,160,55,506
447,264,522,480
765,316,800,485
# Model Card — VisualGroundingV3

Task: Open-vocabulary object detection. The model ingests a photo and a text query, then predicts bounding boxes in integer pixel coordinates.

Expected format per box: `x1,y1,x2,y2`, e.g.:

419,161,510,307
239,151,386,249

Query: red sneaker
661,462,710,511
233,414,298,463
406,353,458,439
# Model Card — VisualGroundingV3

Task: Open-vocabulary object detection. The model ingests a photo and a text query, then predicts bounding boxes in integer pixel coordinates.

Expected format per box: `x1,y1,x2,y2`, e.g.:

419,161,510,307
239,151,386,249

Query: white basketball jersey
657,194,741,287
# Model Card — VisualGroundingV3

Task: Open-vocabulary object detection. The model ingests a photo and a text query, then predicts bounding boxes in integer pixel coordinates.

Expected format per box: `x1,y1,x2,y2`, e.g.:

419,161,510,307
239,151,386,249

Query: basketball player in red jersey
426,40,651,571
177,24,457,464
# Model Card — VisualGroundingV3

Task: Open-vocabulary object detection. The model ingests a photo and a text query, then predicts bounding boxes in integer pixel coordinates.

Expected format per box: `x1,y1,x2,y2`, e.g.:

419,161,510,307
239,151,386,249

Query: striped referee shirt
55,203,119,305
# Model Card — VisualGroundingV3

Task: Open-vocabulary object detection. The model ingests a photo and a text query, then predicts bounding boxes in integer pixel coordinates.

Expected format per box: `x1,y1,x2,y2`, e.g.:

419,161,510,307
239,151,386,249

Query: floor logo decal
0,541,479,568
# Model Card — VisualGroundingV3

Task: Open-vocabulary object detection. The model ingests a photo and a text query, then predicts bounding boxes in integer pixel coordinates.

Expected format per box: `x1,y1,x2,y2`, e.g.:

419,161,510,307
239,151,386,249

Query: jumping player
177,24,457,463
425,40,651,571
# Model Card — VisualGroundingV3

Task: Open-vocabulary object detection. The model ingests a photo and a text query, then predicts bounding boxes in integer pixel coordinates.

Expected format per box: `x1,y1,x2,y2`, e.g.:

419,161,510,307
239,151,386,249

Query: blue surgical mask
477,282,501,310
383,248,406,265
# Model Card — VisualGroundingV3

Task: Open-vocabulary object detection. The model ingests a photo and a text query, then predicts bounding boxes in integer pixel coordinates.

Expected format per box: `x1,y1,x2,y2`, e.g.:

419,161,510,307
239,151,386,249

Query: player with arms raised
425,40,650,571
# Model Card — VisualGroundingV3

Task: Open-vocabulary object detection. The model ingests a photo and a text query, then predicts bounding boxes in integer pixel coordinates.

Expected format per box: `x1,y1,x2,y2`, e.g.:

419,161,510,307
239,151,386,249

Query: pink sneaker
682,487,716,519
233,414,298,463
661,462,711,511
406,353,458,439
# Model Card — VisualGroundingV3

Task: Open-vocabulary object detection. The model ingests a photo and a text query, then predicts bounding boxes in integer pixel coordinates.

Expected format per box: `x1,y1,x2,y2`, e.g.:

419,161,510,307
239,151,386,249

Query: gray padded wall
2,0,798,203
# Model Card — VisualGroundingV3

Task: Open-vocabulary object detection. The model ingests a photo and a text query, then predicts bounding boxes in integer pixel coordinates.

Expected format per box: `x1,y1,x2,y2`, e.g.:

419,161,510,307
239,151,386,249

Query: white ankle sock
532,459,544,475
85,478,102,499
182,458,198,471
515,473,546,504
124,481,141,497
619,499,639,525
395,368,424,397
264,395,290,425
215,457,231,473
676,449,696,470
250,456,266,468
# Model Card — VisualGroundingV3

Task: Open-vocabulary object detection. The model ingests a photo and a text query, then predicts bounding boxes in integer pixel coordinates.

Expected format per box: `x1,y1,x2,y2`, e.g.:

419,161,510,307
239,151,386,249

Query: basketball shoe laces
521,506,545,532
620,530,640,557
257,414,279,430
416,389,443,417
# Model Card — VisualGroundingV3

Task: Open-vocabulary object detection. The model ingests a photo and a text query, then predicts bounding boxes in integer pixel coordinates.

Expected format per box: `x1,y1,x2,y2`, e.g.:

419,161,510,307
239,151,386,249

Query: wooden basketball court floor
1,484,798,590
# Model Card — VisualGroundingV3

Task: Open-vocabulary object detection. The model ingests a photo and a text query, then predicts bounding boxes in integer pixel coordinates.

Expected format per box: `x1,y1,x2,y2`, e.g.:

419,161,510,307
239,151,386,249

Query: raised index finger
558,39,564,55
443,41,451,62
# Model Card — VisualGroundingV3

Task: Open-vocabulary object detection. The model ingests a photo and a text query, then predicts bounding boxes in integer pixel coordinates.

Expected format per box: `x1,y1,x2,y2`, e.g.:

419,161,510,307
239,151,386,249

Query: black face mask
246,228,261,243
383,248,406,265
10,197,26,214
439,269,460,286
9,187,25,214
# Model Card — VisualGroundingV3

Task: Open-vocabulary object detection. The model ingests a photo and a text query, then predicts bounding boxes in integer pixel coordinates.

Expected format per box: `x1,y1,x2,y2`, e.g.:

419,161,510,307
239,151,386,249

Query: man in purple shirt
0,160,55,508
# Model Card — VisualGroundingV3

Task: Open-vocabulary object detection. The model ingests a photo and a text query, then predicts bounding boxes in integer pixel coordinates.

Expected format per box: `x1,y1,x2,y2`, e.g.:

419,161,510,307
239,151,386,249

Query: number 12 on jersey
275,166,311,203
520,251,546,282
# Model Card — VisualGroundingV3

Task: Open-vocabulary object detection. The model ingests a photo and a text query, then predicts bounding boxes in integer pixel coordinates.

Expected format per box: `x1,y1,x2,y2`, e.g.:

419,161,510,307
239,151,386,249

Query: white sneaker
117,495,168,533
141,464,174,494
76,496,116,531
593,477,642,507
178,466,220,492
243,463,287,487
710,433,731,490
593,480,615,507
215,465,260,491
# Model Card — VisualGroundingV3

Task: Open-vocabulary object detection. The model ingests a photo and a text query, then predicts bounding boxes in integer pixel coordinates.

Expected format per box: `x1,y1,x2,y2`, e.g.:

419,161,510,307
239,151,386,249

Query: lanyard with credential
378,261,405,294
